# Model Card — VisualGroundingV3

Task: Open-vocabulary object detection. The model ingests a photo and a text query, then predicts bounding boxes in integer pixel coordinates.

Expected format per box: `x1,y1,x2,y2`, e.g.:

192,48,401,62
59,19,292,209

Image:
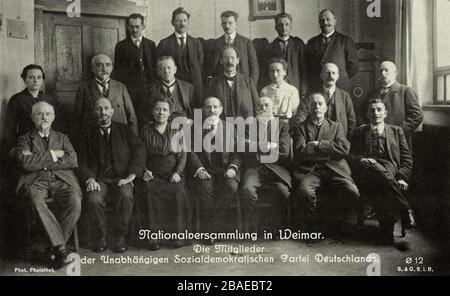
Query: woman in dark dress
5,64,54,155
140,96,189,250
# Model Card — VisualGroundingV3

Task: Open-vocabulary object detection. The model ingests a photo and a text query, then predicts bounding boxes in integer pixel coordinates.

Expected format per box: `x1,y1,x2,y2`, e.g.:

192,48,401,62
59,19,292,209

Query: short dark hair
319,9,336,18
128,13,145,26
220,45,240,59
172,7,190,21
21,64,45,80
150,95,173,113
221,10,239,20
268,57,288,71
367,98,389,111
275,12,292,24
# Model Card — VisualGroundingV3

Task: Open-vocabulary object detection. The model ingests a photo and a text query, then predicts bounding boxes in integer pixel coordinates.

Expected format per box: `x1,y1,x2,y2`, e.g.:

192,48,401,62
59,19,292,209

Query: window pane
436,0,450,67
446,75,450,103
436,75,444,103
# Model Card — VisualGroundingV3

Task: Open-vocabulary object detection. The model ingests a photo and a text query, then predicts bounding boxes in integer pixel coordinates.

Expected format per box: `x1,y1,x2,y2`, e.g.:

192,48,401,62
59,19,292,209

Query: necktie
179,36,185,50
100,127,109,144
134,39,141,48
98,81,109,97
380,88,389,98
280,39,288,59
42,136,49,150
322,36,330,52
226,36,232,45
163,82,176,97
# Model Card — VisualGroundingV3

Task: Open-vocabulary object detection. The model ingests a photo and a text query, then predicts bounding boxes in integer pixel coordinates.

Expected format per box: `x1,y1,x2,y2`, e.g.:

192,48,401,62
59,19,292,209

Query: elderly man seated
15,101,81,268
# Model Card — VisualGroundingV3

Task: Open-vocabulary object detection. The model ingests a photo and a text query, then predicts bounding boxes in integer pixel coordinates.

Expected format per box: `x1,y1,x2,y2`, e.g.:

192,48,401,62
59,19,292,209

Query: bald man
359,61,423,150
240,97,291,236
306,9,359,93
72,54,138,146
292,63,356,139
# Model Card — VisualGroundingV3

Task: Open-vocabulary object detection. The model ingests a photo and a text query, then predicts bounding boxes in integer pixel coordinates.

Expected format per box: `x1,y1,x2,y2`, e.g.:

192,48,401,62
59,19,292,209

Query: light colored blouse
260,81,300,119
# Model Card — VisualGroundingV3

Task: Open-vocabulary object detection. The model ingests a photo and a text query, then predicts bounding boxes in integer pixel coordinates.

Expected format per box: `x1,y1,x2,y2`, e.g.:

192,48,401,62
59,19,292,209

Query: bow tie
225,75,235,82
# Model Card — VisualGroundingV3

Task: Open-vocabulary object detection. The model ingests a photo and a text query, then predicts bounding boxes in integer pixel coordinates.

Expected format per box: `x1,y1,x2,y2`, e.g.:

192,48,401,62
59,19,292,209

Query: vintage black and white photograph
0,0,449,280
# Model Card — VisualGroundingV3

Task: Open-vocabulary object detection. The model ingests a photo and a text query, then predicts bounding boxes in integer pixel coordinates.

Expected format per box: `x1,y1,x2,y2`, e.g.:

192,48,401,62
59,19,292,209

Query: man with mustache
359,61,423,150
189,97,240,244
77,98,146,253
290,93,360,236
292,63,356,139
209,10,259,86
351,99,415,244
73,54,138,146
156,7,204,102
145,55,196,124
112,13,157,126
305,9,359,93
16,101,81,268
206,46,258,119
240,97,291,237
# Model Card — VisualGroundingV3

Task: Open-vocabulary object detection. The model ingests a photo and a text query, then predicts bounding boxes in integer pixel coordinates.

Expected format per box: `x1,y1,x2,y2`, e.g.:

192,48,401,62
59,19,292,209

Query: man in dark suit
306,9,359,93
263,12,307,96
359,61,424,150
292,63,356,139
351,99,415,244
209,11,259,85
112,13,157,122
78,98,146,253
240,97,291,235
145,56,195,124
189,97,240,244
156,7,204,101
207,46,258,119
73,54,138,145
291,93,360,234
16,101,81,268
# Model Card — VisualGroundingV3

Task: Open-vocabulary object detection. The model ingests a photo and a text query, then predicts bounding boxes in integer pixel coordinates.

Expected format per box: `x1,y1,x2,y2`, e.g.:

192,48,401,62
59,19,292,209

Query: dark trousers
194,173,238,233
84,180,134,240
292,167,360,230
355,162,410,227
24,178,81,247
241,166,290,232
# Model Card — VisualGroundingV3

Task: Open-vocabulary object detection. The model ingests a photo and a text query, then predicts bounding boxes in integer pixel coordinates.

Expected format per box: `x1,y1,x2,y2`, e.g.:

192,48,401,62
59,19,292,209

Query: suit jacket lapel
317,118,329,140
305,120,315,142
333,89,342,120
30,130,45,153
385,125,394,160
176,80,190,111
364,125,372,155
234,73,244,115
89,79,102,100
47,130,56,150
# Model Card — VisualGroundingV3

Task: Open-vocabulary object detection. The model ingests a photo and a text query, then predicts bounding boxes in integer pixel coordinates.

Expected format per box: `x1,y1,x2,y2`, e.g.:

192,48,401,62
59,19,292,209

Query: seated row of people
14,91,414,268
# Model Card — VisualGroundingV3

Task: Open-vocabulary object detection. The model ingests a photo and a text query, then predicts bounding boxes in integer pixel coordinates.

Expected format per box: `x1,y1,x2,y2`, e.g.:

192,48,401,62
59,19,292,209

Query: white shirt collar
163,79,177,87
38,131,50,138
98,125,111,135
322,30,335,39
131,36,143,43
279,36,289,42
225,31,237,41
370,123,385,134
175,32,187,39
323,85,336,97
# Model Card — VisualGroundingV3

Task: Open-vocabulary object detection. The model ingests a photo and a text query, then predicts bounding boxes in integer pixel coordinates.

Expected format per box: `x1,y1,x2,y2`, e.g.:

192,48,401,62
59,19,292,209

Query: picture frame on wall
249,0,285,20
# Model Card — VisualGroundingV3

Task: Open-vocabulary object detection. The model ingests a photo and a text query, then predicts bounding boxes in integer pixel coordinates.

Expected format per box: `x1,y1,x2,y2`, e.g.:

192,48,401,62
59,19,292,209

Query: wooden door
43,13,126,133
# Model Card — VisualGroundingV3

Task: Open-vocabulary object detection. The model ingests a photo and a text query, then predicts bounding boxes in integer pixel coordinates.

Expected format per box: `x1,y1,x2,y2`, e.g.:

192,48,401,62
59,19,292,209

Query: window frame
433,0,450,105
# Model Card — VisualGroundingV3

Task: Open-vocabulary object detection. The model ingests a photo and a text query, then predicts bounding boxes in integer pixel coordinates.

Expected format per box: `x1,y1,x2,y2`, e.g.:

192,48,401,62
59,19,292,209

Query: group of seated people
3,8,424,269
